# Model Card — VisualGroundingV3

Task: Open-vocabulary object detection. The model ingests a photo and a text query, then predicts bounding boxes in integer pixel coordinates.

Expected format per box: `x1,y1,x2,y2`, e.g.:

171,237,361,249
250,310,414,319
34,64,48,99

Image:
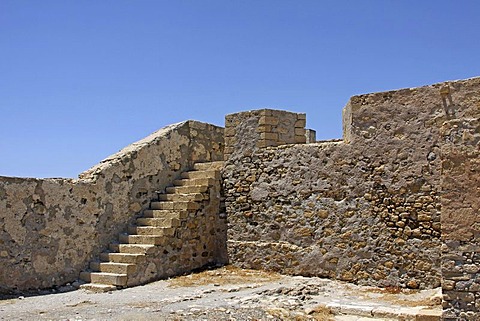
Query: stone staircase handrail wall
0,120,224,294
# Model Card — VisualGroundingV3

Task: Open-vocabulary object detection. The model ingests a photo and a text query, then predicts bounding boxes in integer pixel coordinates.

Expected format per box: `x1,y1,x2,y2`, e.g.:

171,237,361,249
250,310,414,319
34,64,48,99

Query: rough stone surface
0,121,223,294
441,105,480,318
1,76,480,319
224,142,441,289
224,109,307,160
224,79,480,291
0,267,441,321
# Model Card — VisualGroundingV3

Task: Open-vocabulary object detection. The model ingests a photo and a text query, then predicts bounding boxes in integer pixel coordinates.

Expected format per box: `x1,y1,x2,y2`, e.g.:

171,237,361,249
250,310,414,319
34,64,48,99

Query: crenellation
0,77,479,318
223,108,310,160
305,129,316,143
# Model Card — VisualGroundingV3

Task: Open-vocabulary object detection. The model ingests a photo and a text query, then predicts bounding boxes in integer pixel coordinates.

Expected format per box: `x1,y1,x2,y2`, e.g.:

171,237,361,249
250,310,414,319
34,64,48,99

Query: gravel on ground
0,266,442,321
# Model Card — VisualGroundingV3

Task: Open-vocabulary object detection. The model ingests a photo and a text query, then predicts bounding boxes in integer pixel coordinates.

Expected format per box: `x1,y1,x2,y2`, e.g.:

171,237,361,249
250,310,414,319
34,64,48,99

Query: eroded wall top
0,120,224,293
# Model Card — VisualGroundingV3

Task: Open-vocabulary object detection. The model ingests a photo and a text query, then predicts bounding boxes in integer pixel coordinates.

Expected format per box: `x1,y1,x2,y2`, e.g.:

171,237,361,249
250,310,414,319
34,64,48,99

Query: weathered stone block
257,125,273,133
305,129,316,143
260,132,279,140
259,116,279,126
294,128,306,136
295,119,306,128
259,109,273,116
257,139,279,148
295,135,306,143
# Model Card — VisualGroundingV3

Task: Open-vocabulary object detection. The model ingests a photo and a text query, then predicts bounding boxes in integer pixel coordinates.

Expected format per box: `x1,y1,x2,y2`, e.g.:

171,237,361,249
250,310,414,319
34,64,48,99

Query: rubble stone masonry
224,109,311,160
1,77,480,319
0,121,224,293
441,116,480,319
224,78,480,295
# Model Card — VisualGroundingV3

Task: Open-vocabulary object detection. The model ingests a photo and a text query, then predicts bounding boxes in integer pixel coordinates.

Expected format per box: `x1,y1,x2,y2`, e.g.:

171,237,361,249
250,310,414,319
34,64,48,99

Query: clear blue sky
1,1,479,178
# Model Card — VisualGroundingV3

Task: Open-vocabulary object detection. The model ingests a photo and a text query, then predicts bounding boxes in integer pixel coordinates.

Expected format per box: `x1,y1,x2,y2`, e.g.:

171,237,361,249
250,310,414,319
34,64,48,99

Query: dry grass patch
168,265,282,288
355,285,441,308
265,305,334,321
307,304,335,321
380,295,441,308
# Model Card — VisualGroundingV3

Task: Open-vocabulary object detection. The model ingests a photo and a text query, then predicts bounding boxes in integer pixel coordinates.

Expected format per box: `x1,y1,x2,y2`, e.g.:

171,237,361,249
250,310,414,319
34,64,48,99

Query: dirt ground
0,267,441,321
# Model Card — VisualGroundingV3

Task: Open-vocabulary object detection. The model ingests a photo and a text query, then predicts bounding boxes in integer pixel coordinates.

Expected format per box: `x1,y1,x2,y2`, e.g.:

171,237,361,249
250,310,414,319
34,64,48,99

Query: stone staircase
79,161,224,292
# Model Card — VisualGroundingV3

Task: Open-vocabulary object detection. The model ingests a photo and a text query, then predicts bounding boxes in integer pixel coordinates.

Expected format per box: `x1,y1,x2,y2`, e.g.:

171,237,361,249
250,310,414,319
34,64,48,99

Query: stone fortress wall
0,121,224,293
223,92,445,289
222,78,480,319
0,77,479,318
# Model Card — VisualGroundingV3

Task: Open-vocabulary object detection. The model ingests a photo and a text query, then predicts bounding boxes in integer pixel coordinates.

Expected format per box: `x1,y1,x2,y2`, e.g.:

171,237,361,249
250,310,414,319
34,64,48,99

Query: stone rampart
0,121,224,293
2,76,480,318
224,78,480,290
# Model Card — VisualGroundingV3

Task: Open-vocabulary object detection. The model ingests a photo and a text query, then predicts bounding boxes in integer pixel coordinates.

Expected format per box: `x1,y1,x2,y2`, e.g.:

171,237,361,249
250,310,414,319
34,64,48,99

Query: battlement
224,109,312,160
1,77,480,318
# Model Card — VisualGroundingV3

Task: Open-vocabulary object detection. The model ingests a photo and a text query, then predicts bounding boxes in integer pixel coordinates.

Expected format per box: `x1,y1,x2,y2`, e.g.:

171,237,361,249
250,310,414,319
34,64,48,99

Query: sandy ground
0,267,441,321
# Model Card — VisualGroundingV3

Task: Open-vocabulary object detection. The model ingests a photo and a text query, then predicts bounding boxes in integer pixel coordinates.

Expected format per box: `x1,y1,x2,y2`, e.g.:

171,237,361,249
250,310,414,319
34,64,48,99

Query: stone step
133,217,181,229
173,177,215,187
143,209,189,219
79,283,118,293
136,217,181,228
181,170,219,180
109,243,155,254
165,185,208,194
159,193,207,202
79,272,127,286
90,262,136,274
119,234,168,245
100,253,146,264
193,161,224,171
78,163,222,291
150,201,201,210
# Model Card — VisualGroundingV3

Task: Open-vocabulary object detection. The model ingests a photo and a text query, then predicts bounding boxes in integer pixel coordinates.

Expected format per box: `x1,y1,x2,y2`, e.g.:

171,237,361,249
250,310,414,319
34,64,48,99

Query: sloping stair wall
79,161,226,292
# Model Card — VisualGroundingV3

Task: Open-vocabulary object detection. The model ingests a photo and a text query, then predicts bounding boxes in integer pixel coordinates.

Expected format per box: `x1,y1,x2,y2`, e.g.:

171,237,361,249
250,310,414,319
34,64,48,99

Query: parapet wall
2,76,480,317
224,78,480,290
0,121,224,293
224,109,310,160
